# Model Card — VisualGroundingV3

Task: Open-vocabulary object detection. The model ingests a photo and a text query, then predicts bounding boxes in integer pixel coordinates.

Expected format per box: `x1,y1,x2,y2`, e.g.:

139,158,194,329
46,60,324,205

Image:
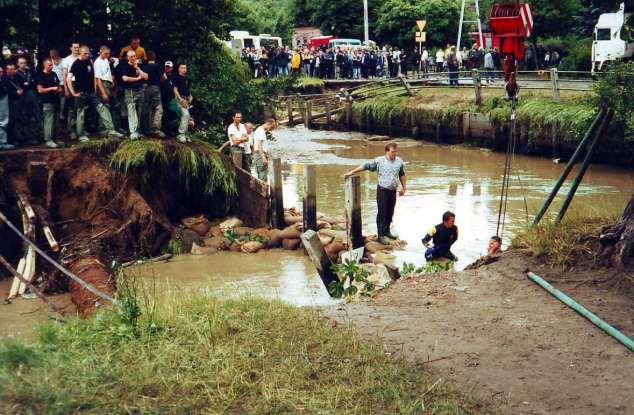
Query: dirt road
325,253,634,414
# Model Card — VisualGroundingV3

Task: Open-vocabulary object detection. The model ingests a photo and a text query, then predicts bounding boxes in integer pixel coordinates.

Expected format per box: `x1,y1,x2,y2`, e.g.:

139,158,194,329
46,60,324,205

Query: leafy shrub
594,62,634,141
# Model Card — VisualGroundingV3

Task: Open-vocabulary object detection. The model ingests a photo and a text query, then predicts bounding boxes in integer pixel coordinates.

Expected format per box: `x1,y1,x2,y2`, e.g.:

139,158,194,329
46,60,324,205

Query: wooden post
304,100,312,129
302,165,317,232
550,68,560,101
345,176,363,249
287,99,294,127
472,69,482,105
269,158,285,229
345,95,353,131
325,101,332,127
300,230,338,292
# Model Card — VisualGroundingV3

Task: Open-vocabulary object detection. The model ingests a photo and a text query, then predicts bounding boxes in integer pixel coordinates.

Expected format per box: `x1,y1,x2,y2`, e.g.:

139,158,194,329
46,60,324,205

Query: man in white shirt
253,118,276,180
227,111,249,170
94,46,122,133
61,42,80,139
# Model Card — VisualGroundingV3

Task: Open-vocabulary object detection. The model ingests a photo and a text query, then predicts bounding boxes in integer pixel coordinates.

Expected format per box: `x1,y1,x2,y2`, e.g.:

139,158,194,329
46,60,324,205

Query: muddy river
132,127,634,306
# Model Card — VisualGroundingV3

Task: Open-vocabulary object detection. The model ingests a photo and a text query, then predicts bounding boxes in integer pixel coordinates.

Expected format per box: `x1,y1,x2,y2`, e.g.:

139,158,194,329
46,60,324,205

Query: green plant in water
329,259,375,298
401,261,454,277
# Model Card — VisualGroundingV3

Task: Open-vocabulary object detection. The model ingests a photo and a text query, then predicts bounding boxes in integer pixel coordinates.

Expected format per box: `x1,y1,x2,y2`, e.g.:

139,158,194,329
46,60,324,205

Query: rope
496,96,518,239
0,211,121,308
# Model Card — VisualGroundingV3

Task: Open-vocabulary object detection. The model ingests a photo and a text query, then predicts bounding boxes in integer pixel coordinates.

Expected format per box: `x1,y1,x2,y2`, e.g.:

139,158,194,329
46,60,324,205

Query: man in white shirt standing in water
344,142,406,245
253,118,276,180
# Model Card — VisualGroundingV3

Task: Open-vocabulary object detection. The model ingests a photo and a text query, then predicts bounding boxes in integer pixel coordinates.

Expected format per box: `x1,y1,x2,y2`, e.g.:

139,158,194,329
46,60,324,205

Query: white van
225,31,283,55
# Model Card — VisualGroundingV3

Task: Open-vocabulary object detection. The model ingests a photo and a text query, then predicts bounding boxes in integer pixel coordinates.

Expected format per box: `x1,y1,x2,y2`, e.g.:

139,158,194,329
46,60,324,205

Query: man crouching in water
422,211,459,262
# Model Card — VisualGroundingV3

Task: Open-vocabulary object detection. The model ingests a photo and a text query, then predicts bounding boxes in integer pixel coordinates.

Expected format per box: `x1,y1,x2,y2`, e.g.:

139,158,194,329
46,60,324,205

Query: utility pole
363,0,369,43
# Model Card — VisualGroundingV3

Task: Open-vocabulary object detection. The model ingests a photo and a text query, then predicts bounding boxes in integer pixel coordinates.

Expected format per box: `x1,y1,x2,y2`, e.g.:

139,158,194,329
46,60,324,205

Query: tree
374,0,419,48
600,196,634,269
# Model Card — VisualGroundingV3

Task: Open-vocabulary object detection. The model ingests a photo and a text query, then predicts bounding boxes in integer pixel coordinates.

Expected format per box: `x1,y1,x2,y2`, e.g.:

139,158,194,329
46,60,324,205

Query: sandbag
268,229,283,248
316,221,331,230
229,241,243,252
325,239,346,261
206,226,224,237
219,217,243,231
280,224,302,240
319,234,334,246
233,226,254,237
372,251,395,265
182,215,210,237
282,238,301,250
191,242,216,255
241,241,265,253
203,236,230,251
284,215,303,225
365,241,391,254
252,228,271,240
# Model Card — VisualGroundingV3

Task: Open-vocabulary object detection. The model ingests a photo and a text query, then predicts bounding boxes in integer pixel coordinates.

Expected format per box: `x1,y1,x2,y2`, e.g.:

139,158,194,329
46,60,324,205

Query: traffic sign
416,20,426,30
415,31,426,42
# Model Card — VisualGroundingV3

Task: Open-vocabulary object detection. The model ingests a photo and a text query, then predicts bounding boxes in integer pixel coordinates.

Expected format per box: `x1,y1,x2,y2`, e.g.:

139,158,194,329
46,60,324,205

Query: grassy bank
0,292,492,414
511,215,617,268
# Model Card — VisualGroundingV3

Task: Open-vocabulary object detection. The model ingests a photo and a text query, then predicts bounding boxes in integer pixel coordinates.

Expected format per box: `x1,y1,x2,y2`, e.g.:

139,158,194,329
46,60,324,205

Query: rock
284,215,303,225
182,215,210,237
206,226,224,237
191,242,216,255
331,223,347,231
267,229,283,248
319,234,334,246
219,217,243,231
280,224,302,240
367,135,390,141
203,236,230,251
241,241,265,253
372,251,395,265
318,216,339,225
360,264,391,287
365,241,392,254
316,220,332,230
229,241,243,252
233,226,254,237
282,238,301,250
172,228,203,253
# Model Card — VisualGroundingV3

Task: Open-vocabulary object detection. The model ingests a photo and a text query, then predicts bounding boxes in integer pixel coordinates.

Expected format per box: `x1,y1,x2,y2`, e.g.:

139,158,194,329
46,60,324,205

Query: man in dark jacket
0,65,14,150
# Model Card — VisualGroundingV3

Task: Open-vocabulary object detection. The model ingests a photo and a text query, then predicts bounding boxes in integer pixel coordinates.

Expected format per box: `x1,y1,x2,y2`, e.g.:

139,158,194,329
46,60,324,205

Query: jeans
101,81,121,132
279,65,289,76
65,95,77,137
75,93,114,137
376,185,396,237
253,152,268,181
143,85,163,134
0,95,8,145
177,103,190,139
20,89,43,123
42,102,59,142
124,88,144,137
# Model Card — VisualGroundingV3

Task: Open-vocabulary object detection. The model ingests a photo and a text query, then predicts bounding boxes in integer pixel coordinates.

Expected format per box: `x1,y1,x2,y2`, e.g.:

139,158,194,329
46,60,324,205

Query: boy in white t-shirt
253,118,276,181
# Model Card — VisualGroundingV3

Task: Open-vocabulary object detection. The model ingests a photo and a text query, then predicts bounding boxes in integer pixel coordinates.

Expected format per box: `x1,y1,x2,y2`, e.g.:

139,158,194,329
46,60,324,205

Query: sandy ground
0,278,75,341
324,252,634,414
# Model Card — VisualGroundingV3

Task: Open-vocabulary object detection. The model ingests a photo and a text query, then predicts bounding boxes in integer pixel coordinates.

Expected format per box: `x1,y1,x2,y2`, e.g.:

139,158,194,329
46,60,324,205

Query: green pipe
532,108,606,226
555,109,613,224
528,272,634,352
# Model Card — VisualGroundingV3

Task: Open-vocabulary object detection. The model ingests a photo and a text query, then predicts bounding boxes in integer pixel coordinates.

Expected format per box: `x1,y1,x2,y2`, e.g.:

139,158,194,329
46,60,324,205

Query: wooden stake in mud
300,230,338,292
325,101,332,127
303,165,317,232
287,99,294,127
472,69,482,105
269,158,285,229
304,100,313,129
345,176,363,249
550,68,560,101
345,95,353,131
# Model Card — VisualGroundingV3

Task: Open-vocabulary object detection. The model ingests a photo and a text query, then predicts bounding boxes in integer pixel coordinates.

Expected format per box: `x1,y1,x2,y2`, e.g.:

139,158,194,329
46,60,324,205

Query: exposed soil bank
0,144,248,314
324,251,634,414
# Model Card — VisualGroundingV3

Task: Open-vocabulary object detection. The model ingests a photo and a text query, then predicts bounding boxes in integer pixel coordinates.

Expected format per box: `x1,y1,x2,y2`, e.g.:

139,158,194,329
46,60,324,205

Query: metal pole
555,109,613,223
475,0,484,47
532,108,606,226
528,272,634,352
457,0,466,51
363,0,369,43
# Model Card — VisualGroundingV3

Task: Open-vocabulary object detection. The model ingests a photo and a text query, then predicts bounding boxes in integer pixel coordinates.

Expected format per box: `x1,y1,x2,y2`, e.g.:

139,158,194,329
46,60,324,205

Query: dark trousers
376,185,396,237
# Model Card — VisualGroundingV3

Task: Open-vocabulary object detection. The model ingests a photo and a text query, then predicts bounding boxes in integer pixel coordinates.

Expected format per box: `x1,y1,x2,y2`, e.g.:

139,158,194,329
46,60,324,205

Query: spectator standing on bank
483,48,495,83
160,61,174,107
61,42,80,138
67,46,122,142
16,56,42,127
141,51,166,138
119,35,147,62
50,49,64,122
253,118,276,181
121,49,148,140
36,57,62,148
447,46,460,86
94,46,122,134
3,63,22,145
173,63,193,143
0,66,14,150
421,47,429,74
435,48,445,72
227,111,248,166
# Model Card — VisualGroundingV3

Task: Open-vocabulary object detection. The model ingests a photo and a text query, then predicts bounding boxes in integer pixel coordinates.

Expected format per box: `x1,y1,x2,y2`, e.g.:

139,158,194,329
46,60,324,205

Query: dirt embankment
325,251,634,414
0,146,236,314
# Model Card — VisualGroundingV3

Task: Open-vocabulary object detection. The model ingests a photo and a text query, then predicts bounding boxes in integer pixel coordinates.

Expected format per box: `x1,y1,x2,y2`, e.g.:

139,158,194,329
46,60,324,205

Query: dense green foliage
594,63,634,140
237,0,294,44
0,293,491,413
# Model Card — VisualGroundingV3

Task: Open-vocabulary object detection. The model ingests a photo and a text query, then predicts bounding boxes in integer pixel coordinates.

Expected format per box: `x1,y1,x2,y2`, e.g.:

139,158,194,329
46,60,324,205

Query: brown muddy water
133,127,634,306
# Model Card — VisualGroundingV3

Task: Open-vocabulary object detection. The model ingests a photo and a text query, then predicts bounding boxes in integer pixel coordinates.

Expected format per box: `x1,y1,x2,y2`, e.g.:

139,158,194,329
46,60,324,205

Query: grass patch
293,76,325,94
0,291,493,414
110,139,168,177
511,215,617,268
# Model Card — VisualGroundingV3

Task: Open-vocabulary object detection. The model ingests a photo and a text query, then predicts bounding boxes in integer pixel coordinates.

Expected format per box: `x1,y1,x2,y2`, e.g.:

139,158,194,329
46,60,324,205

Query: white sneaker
177,135,187,143
78,136,90,142
45,140,59,148
108,130,124,139
129,134,140,140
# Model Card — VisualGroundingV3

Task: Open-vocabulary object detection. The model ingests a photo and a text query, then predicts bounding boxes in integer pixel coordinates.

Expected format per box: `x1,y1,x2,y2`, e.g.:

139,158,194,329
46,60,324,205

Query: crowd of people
0,36,194,150
239,41,558,81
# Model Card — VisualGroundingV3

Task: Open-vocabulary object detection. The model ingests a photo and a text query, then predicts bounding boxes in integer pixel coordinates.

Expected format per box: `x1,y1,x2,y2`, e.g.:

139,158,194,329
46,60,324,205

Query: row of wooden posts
284,95,354,130
267,159,362,248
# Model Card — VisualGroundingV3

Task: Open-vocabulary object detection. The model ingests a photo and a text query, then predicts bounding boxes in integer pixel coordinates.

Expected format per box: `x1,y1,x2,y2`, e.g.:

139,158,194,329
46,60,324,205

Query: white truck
592,2,633,73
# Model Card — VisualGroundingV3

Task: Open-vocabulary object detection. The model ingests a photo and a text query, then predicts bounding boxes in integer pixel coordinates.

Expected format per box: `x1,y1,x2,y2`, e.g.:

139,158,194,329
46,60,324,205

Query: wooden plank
472,69,482,105
399,76,414,96
269,158,285,229
300,230,338,292
345,176,363,249
325,101,332,126
302,165,317,232
304,100,312,129
287,99,294,127
8,258,26,299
